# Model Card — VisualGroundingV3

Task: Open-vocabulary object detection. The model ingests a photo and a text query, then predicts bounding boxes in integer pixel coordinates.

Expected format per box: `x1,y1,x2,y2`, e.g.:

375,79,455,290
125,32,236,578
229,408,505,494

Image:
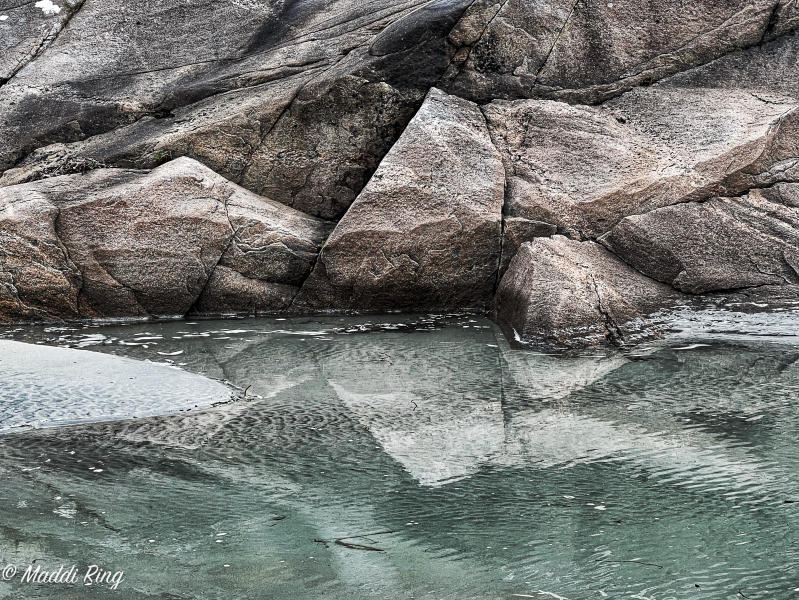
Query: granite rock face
0,0,83,83
0,0,460,219
0,186,82,321
483,87,799,239
293,88,505,313
602,184,799,294
443,0,799,103
0,158,330,321
2,1,799,347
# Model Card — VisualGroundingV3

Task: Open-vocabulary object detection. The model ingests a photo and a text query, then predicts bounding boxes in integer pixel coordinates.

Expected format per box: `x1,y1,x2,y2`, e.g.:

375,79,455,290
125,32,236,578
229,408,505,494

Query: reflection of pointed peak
329,381,504,487
498,337,628,406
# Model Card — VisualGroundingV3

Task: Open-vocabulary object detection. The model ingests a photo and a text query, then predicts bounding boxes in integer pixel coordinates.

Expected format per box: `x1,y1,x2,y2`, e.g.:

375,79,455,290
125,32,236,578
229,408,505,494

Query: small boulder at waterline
495,236,682,348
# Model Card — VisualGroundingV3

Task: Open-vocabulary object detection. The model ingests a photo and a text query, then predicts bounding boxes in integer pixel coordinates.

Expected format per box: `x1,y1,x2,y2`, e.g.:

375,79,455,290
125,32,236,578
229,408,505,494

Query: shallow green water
0,311,798,599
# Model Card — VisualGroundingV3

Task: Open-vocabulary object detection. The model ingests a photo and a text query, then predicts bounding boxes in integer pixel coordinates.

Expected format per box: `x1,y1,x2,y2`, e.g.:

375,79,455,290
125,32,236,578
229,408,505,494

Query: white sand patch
0,339,233,434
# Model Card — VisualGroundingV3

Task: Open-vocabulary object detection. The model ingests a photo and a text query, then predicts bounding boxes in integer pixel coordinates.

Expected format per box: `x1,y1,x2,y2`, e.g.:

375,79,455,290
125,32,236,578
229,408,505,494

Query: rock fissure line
784,252,799,280
532,0,581,87
435,0,506,88
589,274,624,344
51,203,85,315
238,57,347,187
1,0,86,89
478,102,509,294
185,194,238,317
576,11,799,106
746,254,793,285
760,0,784,44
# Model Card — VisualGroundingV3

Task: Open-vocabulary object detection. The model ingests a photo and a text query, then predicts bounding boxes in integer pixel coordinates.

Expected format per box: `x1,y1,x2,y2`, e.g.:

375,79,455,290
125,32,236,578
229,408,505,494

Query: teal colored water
0,311,798,599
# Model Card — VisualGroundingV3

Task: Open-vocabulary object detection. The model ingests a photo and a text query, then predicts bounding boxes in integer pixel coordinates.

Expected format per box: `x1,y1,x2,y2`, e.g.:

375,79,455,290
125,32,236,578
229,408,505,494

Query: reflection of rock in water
568,342,799,435
497,334,629,405
499,408,778,501
1,318,799,599
319,324,504,486
498,341,799,499
332,383,504,486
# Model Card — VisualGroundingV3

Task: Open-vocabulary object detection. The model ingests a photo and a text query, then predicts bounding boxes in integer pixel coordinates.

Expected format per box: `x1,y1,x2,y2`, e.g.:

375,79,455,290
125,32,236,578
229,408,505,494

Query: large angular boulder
52,163,232,317
495,236,681,348
483,86,799,239
0,157,330,321
292,88,505,313
602,183,799,294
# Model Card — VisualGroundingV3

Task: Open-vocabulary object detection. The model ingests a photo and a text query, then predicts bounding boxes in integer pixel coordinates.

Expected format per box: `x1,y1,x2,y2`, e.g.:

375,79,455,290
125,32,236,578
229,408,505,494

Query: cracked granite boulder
0,157,329,321
0,184,82,322
602,183,799,294
292,88,505,312
483,86,799,240
495,236,682,349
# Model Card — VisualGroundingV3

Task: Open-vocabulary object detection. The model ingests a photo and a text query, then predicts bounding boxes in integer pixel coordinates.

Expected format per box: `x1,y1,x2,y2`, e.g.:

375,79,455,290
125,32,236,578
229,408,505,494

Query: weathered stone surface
6,1,797,223
0,188,81,322
54,164,231,317
237,76,424,219
483,87,799,239
222,186,333,288
443,0,798,104
189,267,298,316
662,31,799,100
500,217,558,275
293,88,505,312
0,0,459,219
0,0,82,82
495,236,681,348
0,157,329,320
602,184,799,294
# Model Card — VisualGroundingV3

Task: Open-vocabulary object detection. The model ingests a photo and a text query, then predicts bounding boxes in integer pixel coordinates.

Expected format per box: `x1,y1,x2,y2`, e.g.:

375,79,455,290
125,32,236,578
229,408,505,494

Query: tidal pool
0,311,798,599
